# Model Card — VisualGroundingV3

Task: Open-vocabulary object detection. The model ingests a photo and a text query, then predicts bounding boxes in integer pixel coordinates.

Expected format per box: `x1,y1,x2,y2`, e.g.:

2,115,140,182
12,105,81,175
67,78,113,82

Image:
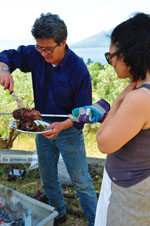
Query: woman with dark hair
94,12,150,226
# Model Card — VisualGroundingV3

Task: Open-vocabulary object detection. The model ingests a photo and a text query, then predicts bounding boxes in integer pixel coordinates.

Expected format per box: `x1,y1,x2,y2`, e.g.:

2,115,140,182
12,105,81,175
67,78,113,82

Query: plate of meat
9,108,52,134
9,120,52,134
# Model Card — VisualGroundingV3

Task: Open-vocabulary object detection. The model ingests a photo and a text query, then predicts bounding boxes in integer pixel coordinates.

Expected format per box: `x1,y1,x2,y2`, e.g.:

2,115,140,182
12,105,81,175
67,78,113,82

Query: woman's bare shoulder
124,88,150,107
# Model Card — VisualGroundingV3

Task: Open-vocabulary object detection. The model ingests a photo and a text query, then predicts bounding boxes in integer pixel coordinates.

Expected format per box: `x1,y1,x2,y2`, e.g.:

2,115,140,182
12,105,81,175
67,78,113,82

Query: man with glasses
0,13,97,226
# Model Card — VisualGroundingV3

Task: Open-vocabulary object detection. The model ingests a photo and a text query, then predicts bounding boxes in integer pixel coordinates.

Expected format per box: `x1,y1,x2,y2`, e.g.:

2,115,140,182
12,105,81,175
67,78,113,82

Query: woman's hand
116,80,137,104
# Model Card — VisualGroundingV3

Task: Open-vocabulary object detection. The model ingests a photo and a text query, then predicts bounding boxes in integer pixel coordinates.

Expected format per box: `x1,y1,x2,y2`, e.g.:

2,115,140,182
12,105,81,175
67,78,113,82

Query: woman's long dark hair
111,13,150,80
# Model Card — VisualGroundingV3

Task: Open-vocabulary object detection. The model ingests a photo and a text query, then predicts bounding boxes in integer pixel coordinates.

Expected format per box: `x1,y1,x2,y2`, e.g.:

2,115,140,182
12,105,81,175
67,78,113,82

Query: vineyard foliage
0,64,129,140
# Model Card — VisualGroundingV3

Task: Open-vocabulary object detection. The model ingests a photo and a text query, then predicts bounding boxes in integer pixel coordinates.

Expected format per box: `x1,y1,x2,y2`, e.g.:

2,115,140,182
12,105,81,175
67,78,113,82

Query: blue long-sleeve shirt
0,45,92,129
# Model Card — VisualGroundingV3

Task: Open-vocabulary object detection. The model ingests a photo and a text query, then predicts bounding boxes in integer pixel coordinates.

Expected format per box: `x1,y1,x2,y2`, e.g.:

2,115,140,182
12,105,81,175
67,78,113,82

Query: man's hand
42,119,73,139
0,72,13,93
70,99,110,123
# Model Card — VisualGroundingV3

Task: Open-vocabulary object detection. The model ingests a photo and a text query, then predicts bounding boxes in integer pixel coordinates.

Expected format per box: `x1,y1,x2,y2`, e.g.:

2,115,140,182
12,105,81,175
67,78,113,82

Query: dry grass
11,134,36,151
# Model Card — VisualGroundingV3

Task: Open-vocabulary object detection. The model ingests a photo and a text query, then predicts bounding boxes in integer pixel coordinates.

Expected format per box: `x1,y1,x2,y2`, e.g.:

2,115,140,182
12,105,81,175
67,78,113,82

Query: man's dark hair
111,12,150,80
31,12,68,45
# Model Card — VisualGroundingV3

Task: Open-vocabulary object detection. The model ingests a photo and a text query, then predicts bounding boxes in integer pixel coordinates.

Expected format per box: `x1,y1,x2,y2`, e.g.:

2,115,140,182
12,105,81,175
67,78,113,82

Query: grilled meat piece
16,120,45,132
13,108,47,132
13,108,41,121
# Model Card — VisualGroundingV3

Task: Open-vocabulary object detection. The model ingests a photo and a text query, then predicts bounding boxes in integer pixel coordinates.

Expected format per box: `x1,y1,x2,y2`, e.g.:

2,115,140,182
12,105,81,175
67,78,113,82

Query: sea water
71,47,109,65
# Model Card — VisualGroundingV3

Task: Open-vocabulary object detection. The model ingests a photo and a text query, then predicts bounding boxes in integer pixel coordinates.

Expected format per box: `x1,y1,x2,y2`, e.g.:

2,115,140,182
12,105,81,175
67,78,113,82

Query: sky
0,0,150,44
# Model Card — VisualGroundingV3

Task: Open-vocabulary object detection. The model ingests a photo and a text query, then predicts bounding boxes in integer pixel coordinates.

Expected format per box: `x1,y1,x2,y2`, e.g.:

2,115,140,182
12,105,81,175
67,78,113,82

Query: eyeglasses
105,51,119,65
35,44,59,54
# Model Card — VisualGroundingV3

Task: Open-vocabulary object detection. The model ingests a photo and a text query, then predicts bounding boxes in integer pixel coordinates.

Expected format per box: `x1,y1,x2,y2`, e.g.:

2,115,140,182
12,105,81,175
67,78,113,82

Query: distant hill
69,29,112,48
0,29,112,51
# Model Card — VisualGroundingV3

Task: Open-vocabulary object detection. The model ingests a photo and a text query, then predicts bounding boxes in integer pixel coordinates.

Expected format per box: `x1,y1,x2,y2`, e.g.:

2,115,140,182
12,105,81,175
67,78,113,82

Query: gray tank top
105,83,150,187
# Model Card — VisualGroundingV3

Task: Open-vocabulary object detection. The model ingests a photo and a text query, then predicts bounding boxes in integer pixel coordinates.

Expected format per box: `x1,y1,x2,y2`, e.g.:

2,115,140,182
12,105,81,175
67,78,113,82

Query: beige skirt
94,168,150,226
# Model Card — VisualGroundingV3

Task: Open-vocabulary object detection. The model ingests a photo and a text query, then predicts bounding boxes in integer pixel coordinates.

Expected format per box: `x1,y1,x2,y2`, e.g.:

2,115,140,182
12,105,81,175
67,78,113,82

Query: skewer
0,112,69,118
